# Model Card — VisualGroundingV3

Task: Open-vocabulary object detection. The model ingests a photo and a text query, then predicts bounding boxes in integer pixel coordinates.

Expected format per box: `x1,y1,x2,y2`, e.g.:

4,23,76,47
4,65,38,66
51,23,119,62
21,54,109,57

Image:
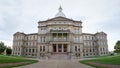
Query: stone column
67,33,68,41
41,45,43,52
20,48,22,56
31,48,33,56
35,48,37,55
69,33,71,42
80,45,83,58
27,48,28,56
57,44,58,52
67,44,70,52
62,33,63,41
57,33,58,41
37,46,40,58
62,44,64,52
49,44,52,52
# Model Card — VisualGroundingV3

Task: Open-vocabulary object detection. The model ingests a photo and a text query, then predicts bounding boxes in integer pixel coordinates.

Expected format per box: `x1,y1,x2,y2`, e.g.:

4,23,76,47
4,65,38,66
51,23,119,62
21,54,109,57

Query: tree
6,46,12,55
0,41,6,54
114,40,120,53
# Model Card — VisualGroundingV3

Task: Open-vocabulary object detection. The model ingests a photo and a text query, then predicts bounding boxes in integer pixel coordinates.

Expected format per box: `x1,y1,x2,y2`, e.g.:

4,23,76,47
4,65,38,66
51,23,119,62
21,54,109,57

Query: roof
55,6,66,17
38,16,82,23
82,33,94,35
26,33,38,35
14,32,26,36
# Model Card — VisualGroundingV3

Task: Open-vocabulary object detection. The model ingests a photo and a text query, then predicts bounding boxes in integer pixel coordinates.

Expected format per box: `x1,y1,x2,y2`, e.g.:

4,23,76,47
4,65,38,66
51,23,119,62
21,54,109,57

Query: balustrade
52,33,69,41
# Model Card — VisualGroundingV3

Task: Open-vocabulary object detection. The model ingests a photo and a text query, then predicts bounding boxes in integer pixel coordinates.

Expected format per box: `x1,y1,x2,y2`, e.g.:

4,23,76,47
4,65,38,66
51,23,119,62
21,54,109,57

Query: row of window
83,48,107,52
13,47,21,51
83,48,96,52
25,42,37,46
14,35,37,40
13,48,21,56
83,35,106,41
38,36,46,43
13,48,39,53
53,38,67,41
40,46,45,52
75,46,81,52
50,27,68,30
83,53,96,56
14,41,23,46
83,52,107,56
14,42,37,46
96,35,106,39
74,37,81,42
100,48,108,52
83,35,94,40
26,35,37,40
14,35,24,40
25,54,37,56
84,41,95,46
98,41,107,46
74,46,107,53
25,48,37,53
13,52,21,56
84,41,107,46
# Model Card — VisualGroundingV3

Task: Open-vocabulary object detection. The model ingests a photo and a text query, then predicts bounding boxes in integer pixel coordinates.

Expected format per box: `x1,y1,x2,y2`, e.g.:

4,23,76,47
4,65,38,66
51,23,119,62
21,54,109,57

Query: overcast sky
0,0,120,51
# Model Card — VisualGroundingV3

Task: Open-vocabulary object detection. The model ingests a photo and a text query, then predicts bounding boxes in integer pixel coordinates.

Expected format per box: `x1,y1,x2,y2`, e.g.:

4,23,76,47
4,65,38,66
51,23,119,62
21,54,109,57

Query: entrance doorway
58,44,62,52
53,44,56,52
64,44,67,52
52,44,67,53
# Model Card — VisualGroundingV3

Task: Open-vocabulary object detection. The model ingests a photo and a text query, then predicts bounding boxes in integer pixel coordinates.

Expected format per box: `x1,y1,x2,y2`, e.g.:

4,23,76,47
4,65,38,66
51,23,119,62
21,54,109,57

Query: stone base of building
37,52,84,60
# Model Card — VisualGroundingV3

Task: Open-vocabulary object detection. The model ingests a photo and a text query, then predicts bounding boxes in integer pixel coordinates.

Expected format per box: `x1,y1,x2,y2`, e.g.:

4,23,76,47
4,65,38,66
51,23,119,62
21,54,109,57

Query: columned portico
52,44,68,53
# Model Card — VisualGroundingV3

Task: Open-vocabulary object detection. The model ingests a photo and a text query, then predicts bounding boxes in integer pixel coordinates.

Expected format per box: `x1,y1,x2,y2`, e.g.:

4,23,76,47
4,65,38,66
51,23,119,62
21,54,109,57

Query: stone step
49,54,70,60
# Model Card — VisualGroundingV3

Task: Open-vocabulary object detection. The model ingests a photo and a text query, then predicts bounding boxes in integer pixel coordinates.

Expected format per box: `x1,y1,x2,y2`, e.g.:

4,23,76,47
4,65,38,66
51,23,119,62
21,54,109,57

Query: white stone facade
12,7,108,59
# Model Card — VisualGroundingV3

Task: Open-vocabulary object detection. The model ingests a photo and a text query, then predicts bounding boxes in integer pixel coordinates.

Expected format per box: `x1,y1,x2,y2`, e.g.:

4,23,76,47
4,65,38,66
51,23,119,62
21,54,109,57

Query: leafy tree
114,40,120,53
0,41,6,54
6,46,12,55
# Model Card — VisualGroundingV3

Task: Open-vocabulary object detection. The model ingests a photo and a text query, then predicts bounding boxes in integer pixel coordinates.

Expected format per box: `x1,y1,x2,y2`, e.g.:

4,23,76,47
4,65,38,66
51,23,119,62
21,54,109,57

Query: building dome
55,6,66,17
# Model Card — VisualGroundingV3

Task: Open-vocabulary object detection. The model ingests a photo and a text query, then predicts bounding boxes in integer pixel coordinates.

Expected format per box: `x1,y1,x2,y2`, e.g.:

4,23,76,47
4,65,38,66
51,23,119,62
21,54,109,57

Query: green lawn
0,55,38,68
80,55,120,68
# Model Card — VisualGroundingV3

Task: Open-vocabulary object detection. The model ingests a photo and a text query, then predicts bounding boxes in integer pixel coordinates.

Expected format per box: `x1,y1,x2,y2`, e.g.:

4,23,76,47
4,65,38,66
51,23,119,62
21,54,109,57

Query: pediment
47,17,73,21
38,16,82,23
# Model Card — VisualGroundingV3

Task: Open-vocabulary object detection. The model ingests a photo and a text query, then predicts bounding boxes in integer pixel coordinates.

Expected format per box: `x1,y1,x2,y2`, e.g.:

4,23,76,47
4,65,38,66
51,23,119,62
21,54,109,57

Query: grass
0,55,38,68
83,55,109,58
80,55,120,68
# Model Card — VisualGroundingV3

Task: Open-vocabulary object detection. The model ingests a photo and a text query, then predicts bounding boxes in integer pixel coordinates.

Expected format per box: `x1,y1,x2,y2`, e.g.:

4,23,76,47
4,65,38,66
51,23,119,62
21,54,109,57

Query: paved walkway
15,59,93,68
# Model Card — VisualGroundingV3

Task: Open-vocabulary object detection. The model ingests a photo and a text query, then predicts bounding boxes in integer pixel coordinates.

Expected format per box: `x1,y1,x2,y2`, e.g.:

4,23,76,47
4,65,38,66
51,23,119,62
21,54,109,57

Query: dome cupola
55,6,66,17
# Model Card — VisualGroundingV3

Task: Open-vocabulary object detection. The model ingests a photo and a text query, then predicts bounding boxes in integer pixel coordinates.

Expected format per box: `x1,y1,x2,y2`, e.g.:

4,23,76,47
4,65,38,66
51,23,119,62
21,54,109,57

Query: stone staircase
49,53,70,60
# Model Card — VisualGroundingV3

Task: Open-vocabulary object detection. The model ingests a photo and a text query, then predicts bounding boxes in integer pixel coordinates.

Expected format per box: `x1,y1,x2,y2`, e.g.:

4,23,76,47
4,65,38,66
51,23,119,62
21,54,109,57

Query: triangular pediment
38,16,82,23
47,17,74,21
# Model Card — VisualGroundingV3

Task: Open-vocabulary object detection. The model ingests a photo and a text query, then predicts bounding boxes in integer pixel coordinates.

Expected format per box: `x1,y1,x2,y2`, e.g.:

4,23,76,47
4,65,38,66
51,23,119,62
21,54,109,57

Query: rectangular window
40,46,42,51
32,49,34,52
75,46,77,51
43,46,45,51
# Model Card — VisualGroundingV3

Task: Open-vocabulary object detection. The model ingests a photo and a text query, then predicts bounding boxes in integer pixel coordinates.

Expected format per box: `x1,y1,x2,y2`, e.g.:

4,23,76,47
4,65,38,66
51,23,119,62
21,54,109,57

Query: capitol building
12,6,108,59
